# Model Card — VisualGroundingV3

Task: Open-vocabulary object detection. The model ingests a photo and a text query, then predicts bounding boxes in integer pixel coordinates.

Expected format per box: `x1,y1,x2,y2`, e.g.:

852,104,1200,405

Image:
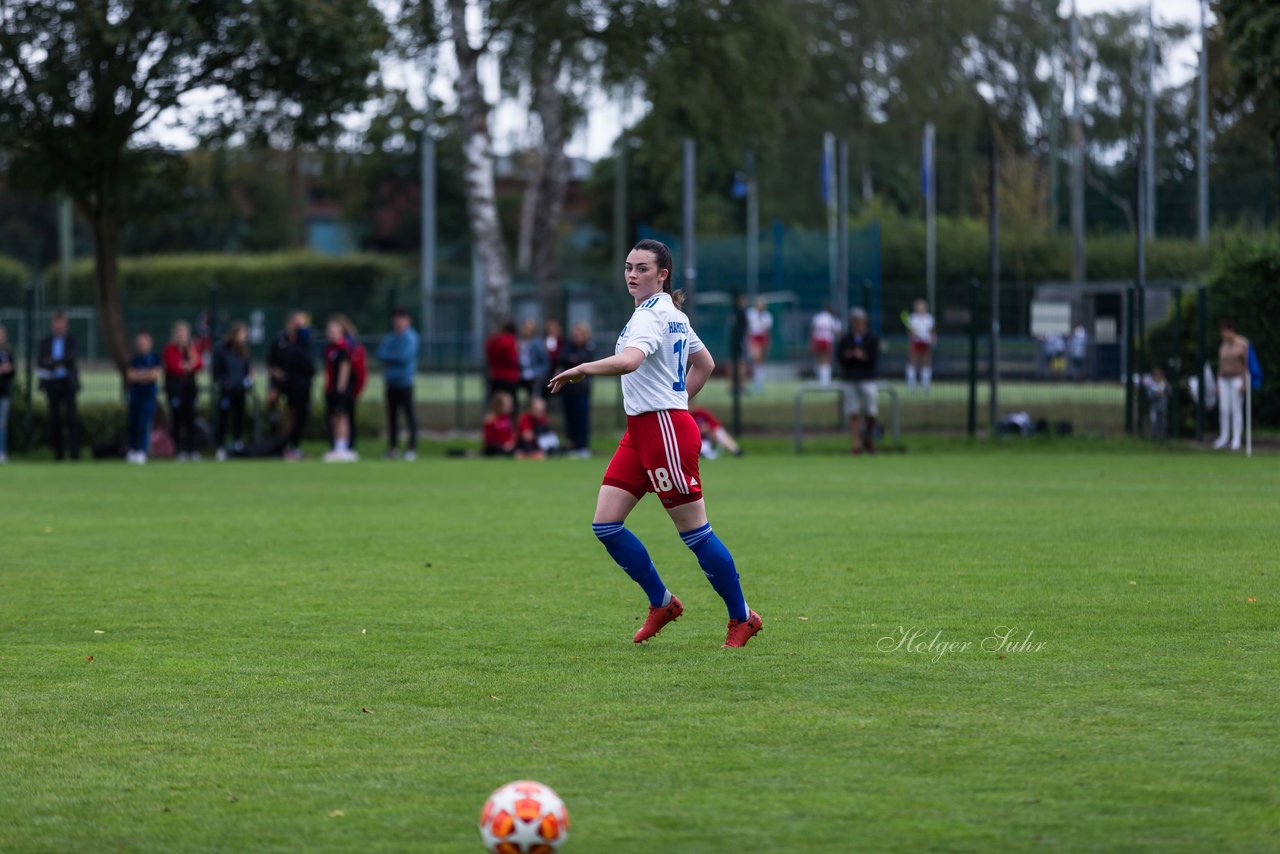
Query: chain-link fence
0,228,1213,455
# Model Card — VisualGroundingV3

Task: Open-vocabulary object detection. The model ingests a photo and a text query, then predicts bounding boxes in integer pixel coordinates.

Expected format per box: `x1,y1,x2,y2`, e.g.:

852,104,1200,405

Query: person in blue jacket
377,307,420,460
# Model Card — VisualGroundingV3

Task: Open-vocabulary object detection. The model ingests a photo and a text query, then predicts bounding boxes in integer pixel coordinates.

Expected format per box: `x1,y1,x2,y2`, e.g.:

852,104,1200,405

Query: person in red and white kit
745,297,773,393
905,298,936,393
810,303,841,387
548,239,762,648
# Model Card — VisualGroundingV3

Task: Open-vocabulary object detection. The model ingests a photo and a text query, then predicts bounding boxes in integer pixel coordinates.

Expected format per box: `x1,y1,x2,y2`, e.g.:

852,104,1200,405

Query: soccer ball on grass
478,780,569,853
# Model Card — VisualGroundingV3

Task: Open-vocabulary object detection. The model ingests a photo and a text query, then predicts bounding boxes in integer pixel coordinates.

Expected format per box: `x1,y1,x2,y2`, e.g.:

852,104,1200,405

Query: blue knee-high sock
593,522,670,607
681,524,749,621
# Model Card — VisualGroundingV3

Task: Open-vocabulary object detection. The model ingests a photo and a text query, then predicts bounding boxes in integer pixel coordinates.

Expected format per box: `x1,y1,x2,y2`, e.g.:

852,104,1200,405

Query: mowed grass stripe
1,451,1276,851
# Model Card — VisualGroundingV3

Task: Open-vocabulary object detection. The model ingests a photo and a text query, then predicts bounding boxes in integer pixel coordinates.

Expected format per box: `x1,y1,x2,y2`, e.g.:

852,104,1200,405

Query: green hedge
0,255,31,306
1147,236,1280,427
53,251,409,307
876,212,1216,285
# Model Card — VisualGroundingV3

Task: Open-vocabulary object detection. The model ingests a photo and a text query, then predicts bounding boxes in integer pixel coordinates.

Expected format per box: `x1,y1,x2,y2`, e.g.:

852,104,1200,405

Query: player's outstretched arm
547,347,646,394
684,348,715,401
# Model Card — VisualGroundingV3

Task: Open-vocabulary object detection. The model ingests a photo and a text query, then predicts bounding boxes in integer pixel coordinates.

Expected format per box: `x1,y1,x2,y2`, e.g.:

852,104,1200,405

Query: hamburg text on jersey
616,293,705,416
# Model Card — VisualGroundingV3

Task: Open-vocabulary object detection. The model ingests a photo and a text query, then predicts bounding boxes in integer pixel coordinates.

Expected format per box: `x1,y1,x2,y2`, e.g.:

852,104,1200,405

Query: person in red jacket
163,320,204,461
482,390,516,457
485,321,520,410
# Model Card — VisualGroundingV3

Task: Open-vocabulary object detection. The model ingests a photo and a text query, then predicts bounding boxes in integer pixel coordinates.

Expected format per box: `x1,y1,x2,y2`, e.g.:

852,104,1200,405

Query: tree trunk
449,0,512,330
532,53,569,322
90,212,130,376
516,148,539,274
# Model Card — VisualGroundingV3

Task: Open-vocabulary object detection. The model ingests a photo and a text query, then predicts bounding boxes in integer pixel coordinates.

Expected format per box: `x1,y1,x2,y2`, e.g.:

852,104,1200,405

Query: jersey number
646,467,674,492
672,339,687,392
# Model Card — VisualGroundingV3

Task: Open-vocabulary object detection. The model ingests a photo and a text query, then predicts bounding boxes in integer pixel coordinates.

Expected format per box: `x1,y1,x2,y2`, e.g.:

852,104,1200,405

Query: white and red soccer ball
478,780,570,853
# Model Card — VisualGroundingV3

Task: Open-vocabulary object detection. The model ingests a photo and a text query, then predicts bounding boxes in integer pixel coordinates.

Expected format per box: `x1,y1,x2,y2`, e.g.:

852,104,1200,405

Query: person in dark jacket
558,322,595,457
213,322,253,460
268,312,315,461
836,308,881,455
125,330,163,464
37,311,81,461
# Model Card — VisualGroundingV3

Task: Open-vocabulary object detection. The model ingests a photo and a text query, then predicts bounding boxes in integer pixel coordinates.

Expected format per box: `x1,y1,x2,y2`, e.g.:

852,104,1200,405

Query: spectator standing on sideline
270,312,315,460
1068,324,1089,379
745,297,773,392
37,311,81,461
482,390,516,457
323,316,358,462
904,298,935,393
559,322,595,457
163,320,203,461
37,312,83,460
838,308,881,455
1214,318,1250,451
213,322,253,460
0,324,13,463
518,318,550,406
543,320,564,389
485,321,520,406
377,308,420,460
125,330,163,464
810,304,840,387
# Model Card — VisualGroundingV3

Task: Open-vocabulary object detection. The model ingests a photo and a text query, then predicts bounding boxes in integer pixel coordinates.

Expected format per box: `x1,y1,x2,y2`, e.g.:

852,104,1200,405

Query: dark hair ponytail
631,239,685,309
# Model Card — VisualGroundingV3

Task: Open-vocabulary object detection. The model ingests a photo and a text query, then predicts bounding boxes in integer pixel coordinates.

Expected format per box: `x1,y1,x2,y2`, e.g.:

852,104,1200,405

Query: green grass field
1,448,1277,851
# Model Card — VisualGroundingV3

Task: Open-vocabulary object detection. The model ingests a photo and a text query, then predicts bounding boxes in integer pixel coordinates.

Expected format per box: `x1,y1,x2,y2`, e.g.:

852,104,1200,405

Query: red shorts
910,340,932,356
811,339,832,356
603,410,703,508
749,333,770,350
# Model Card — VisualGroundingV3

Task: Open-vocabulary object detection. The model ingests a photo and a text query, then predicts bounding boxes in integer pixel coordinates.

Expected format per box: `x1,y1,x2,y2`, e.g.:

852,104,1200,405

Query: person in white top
548,239,762,649
745,297,773,392
810,303,841,387
904,298,936,392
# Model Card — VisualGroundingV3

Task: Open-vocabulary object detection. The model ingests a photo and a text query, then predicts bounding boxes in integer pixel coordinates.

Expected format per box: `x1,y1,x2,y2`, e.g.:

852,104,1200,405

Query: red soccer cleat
633,595,684,643
722,610,763,648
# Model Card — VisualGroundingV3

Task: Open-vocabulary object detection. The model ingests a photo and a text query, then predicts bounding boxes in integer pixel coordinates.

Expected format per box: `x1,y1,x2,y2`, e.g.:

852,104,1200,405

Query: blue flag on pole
1248,344,1263,390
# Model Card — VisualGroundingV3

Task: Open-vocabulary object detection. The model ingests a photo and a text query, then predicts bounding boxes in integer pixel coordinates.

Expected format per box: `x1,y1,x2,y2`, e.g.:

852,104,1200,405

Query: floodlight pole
1197,0,1210,242
746,147,759,297
1144,0,1156,239
988,134,1000,432
420,110,436,366
823,132,838,312
924,122,936,314
682,138,697,316
1070,0,1086,284
837,139,850,320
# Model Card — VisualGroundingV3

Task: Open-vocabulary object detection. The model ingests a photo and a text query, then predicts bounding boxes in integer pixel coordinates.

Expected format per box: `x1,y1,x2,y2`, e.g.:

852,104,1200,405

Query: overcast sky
150,0,1210,162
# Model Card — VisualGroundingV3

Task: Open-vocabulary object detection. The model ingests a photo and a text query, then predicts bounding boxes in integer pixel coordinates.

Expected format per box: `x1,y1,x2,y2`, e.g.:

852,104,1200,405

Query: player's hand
547,367,584,394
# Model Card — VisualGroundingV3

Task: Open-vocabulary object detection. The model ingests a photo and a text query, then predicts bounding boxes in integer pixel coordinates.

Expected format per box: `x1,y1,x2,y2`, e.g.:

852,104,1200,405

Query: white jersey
616,292,705,416
811,310,840,343
908,312,935,343
746,307,773,336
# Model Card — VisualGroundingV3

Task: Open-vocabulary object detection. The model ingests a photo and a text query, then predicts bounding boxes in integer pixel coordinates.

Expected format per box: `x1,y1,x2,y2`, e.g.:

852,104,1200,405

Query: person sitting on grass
691,406,742,458
482,390,516,457
515,396,560,459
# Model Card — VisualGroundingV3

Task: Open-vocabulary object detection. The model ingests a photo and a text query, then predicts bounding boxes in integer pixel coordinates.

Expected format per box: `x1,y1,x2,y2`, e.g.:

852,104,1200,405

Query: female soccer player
548,239,762,648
